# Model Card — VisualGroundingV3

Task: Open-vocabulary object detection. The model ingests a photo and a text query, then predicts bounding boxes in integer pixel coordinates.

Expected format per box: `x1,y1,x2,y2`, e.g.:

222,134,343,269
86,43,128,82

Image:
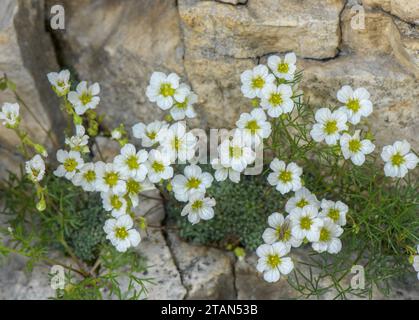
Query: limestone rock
341,7,419,78
363,0,419,25
167,231,236,299
0,253,72,300
133,228,187,300
215,0,248,5
47,0,185,130
179,0,345,60
0,0,63,176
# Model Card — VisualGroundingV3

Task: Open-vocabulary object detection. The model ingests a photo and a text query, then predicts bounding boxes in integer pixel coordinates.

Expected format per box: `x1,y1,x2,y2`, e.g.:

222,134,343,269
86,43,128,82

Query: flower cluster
4,45,416,286
257,187,348,282
237,53,352,282
1,101,48,210
309,85,418,176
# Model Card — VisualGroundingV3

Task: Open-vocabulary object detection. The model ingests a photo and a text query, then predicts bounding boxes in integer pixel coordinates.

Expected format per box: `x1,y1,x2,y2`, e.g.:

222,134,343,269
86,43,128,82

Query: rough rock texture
0,0,64,178
167,231,236,299
0,254,61,300
363,0,419,25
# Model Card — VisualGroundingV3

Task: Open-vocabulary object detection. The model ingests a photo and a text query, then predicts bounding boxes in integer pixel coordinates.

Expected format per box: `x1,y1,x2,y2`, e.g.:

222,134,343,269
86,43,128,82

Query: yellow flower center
152,161,165,173
267,254,281,268
83,170,96,182
115,227,128,240
229,146,243,159
57,80,65,87
126,155,139,170
186,177,201,190
319,228,331,242
104,172,119,187
296,198,309,208
63,158,78,172
277,63,289,74
276,224,292,242
80,92,92,105
348,139,361,153
391,153,405,166
245,120,260,134
324,120,338,135
269,93,283,106
300,216,312,230
278,170,292,183
346,99,360,112
126,179,141,195
191,200,203,210
31,168,40,178
172,137,181,151
328,208,340,222
110,195,123,210
175,99,188,110
252,76,265,89
146,131,157,140
160,83,175,97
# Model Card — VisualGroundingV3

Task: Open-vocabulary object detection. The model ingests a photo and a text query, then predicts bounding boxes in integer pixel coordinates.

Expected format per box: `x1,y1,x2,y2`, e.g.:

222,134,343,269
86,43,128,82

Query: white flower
337,85,373,125
159,122,197,163
312,218,343,254
25,154,45,182
113,143,148,180
65,125,89,152
289,206,323,242
240,64,275,99
95,162,127,195
172,165,213,202
170,84,198,120
381,140,418,178
53,150,84,180
236,108,271,145
146,149,173,183
101,192,127,218
67,81,100,115
181,193,216,224
256,242,294,283
0,102,20,127
132,120,168,148
104,215,141,252
413,245,419,280
125,177,155,208
261,84,294,118
319,199,348,227
310,108,348,145
218,130,255,172
211,158,241,183
267,159,302,195
262,212,302,249
267,52,297,81
47,69,70,96
146,72,184,110
340,130,375,166
285,187,320,214
72,162,100,192
111,128,122,140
